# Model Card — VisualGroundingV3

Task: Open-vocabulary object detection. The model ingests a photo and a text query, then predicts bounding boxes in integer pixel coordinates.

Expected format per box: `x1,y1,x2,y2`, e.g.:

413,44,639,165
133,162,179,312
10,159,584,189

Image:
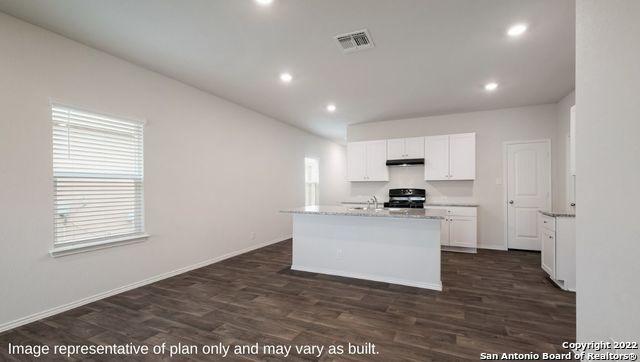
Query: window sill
49,233,150,258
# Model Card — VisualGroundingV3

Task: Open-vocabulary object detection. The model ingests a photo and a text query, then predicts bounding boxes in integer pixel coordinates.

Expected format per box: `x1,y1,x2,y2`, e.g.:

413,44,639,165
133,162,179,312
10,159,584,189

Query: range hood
386,158,424,166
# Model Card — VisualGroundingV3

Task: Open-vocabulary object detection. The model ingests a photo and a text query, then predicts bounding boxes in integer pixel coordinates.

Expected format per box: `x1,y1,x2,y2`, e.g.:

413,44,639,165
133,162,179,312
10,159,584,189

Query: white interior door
506,141,551,250
425,135,450,180
569,105,576,176
566,135,576,212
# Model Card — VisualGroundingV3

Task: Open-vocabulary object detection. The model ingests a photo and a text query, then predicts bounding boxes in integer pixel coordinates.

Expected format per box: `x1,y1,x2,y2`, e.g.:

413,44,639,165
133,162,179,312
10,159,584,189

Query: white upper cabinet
386,138,405,160
349,133,474,182
449,133,476,180
365,140,389,181
569,105,576,176
386,137,424,160
424,135,450,180
347,142,367,181
404,137,425,159
347,140,389,182
425,133,476,180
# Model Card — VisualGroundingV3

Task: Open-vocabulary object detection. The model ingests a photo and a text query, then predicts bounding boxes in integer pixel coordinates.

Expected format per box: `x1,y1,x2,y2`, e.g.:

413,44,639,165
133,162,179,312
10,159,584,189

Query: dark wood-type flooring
0,240,575,361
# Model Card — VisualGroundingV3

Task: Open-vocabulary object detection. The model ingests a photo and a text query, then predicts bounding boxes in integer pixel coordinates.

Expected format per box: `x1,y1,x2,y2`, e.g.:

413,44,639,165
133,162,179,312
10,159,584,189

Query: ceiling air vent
335,29,374,53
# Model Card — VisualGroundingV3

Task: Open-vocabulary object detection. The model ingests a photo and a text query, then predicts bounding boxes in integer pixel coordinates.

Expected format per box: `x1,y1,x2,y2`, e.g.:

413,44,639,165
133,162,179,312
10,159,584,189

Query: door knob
570,203,576,207
509,200,514,204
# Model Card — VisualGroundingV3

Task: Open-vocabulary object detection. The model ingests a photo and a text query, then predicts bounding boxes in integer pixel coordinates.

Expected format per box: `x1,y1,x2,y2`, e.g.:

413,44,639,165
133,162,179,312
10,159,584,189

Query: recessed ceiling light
484,82,499,91
279,73,292,83
507,23,528,37
255,0,273,6
326,104,337,112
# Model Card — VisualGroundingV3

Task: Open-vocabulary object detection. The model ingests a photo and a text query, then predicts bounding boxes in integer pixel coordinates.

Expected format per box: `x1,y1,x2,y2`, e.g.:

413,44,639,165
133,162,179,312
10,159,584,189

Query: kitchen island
280,206,446,291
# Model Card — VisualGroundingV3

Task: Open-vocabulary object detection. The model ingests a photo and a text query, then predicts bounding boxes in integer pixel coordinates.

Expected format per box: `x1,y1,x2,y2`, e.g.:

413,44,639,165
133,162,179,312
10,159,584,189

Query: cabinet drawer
541,214,555,231
447,207,477,217
425,206,477,217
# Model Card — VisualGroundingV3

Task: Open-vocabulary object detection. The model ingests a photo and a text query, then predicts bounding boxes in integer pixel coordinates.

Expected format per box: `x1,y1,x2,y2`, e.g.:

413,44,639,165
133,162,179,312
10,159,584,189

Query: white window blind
305,157,319,206
52,104,145,252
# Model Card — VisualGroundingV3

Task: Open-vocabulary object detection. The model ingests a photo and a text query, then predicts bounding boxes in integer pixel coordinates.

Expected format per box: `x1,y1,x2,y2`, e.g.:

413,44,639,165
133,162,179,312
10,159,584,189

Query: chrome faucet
367,196,379,209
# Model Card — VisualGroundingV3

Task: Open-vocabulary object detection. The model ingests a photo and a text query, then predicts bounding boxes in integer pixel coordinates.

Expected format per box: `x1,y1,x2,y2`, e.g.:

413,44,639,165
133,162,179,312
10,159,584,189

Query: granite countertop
539,210,576,218
425,202,479,207
281,206,446,220
341,201,478,207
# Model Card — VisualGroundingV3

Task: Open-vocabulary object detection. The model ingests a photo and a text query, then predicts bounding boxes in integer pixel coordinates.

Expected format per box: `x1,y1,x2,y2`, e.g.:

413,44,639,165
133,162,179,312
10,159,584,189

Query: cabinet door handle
570,203,576,207
549,236,553,239
509,200,514,204
543,220,547,223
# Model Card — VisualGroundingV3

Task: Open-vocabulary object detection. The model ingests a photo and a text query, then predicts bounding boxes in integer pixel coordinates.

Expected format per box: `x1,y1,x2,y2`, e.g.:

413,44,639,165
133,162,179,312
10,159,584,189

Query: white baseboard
0,235,290,334
442,246,477,254
291,265,442,291
478,243,508,251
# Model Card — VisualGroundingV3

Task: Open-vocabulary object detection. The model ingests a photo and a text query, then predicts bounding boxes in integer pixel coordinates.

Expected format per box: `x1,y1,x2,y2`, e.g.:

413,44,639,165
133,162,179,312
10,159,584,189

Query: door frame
502,139,552,250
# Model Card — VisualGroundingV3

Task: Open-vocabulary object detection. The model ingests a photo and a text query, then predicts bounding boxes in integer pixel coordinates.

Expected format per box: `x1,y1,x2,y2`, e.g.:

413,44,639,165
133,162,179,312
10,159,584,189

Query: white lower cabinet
429,206,477,252
540,213,575,291
440,217,450,246
541,227,556,278
449,217,476,248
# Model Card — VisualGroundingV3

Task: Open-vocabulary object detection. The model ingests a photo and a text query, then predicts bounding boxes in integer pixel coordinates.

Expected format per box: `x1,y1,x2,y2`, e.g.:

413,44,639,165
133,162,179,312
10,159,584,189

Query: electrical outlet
336,248,343,258
250,232,256,240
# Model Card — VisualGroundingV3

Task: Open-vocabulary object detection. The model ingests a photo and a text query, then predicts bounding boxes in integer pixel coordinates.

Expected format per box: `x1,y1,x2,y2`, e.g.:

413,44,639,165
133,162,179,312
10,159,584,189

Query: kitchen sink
348,207,385,212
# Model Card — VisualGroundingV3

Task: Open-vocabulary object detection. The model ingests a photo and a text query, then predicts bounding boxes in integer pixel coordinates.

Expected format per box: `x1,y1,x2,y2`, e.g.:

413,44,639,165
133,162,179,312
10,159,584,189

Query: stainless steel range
383,188,426,208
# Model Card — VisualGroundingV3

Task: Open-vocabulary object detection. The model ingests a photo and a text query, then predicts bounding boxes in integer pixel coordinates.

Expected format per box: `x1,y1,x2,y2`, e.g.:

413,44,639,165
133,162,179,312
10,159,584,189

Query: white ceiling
0,0,575,142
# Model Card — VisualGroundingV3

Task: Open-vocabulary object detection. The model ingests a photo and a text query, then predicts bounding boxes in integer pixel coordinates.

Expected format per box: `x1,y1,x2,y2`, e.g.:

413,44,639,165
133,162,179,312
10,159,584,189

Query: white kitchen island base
290,212,443,291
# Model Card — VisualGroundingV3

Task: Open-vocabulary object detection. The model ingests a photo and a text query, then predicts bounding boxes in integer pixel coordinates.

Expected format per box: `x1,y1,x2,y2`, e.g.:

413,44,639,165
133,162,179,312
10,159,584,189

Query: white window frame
305,157,319,206
50,102,148,257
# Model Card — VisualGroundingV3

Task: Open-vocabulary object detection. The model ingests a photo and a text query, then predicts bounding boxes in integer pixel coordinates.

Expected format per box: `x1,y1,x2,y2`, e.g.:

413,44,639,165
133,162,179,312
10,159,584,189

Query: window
305,157,319,206
51,104,146,255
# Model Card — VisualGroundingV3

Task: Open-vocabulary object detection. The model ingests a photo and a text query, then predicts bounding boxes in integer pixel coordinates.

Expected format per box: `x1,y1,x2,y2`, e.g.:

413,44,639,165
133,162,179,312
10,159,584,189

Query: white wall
0,13,348,330
576,0,640,345
347,104,560,249
554,91,575,213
